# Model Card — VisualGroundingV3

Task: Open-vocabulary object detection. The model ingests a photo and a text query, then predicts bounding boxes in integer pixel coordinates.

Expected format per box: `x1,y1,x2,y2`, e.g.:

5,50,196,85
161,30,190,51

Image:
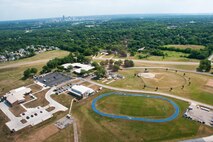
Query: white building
4,87,32,106
69,85,95,98
62,63,94,74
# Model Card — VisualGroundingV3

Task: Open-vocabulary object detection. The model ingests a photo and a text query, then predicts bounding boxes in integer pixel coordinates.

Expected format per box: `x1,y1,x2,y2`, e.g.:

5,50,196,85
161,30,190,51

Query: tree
23,68,31,79
124,60,134,68
198,59,211,72
30,68,38,74
109,59,114,65
114,60,123,66
91,62,99,69
100,61,107,66
94,67,106,79
23,68,38,79
112,64,120,72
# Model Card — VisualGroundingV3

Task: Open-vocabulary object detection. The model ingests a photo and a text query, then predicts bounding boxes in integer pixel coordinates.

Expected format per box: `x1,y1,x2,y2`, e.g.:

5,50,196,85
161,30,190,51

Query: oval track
92,92,180,123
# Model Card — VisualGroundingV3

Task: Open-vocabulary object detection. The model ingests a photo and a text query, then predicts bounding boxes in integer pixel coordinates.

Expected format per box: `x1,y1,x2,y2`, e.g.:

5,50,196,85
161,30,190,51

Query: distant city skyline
1,0,213,21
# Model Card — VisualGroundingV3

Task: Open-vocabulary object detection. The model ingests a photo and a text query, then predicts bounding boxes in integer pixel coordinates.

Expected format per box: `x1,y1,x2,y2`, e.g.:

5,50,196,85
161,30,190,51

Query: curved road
125,66,213,77
84,79,213,109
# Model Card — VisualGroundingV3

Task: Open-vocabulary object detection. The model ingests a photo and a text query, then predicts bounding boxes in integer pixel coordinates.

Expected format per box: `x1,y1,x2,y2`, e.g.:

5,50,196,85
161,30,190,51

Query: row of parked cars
54,83,73,95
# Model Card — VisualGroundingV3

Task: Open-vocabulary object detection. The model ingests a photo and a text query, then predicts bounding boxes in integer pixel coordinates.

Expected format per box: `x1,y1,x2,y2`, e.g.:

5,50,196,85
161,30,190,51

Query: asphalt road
125,66,213,77
93,55,213,66
84,79,213,109
93,57,200,65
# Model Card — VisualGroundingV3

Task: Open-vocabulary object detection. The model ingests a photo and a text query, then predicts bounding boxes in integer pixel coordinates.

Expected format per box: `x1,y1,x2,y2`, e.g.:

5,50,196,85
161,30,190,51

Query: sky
0,0,213,21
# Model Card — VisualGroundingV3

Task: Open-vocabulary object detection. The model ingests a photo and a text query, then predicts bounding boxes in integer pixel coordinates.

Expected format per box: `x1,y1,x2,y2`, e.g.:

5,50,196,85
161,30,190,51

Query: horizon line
1,13,213,22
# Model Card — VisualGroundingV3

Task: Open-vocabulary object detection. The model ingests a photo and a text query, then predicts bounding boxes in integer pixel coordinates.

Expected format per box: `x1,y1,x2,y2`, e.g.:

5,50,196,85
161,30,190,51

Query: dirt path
0,59,49,69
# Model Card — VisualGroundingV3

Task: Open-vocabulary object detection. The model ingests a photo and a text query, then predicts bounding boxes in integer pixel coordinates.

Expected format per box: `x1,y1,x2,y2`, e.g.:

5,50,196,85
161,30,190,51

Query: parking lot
36,72,72,87
184,104,213,127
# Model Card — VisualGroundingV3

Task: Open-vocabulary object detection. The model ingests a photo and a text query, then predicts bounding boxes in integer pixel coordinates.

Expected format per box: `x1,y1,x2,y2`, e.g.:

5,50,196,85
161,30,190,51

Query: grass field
96,94,174,119
164,45,205,50
0,50,69,66
133,51,198,62
66,90,213,142
102,69,213,105
0,50,69,96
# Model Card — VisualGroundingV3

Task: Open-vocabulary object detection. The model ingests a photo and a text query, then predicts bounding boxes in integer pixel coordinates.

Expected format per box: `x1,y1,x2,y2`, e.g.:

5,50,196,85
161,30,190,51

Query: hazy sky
1,0,213,21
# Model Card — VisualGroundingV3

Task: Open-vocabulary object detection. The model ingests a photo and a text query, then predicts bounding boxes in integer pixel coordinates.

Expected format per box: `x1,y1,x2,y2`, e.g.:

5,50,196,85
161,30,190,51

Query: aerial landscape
0,0,213,142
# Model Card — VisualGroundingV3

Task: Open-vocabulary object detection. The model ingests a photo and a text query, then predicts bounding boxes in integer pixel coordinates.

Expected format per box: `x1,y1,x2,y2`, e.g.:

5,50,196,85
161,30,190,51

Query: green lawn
96,94,174,119
69,91,213,142
135,51,198,62
102,69,213,105
164,45,205,50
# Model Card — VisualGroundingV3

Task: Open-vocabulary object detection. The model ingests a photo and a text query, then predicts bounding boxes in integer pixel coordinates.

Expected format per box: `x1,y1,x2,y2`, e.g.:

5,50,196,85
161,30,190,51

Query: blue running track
91,92,180,123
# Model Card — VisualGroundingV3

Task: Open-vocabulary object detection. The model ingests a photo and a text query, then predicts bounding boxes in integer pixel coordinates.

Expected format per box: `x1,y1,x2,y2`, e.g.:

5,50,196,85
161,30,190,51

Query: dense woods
0,15,213,60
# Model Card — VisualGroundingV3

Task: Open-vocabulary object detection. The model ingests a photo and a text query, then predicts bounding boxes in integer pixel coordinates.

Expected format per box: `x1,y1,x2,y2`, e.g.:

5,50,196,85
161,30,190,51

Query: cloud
0,0,213,21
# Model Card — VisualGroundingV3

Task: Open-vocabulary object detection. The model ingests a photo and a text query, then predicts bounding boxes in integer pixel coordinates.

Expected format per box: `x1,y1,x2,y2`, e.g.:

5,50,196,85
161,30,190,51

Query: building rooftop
69,85,94,97
5,87,31,104
62,63,94,74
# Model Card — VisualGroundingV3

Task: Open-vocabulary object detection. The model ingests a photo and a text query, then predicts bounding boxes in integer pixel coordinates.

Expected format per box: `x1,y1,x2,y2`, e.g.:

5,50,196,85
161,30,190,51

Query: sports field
69,90,213,142
104,68,213,105
94,93,178,120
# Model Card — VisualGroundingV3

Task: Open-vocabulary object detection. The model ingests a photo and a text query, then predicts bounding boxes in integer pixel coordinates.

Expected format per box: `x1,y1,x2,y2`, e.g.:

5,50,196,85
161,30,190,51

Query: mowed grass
96,94,174,119
68,90,213,142
108,69,186,89
134,51,198,62
164,45,205,50
105,69,213,105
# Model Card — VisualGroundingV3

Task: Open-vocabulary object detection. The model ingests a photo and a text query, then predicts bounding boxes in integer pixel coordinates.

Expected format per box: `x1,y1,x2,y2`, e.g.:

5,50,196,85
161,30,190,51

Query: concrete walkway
45,87,68,114
181,135,213,142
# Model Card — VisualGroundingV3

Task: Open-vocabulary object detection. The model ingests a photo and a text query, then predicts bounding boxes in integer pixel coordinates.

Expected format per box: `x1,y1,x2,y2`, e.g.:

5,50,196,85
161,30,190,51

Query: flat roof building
4,87,31,106
62,63,94,74
69,85,95,98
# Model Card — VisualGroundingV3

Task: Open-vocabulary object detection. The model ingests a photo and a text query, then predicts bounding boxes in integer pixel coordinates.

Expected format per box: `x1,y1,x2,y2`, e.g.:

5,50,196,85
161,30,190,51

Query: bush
124,60,134,68
197,59,211,72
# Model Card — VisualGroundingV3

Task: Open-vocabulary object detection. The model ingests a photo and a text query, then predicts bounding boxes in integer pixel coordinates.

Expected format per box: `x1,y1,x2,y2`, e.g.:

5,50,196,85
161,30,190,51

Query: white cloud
0,0,213,21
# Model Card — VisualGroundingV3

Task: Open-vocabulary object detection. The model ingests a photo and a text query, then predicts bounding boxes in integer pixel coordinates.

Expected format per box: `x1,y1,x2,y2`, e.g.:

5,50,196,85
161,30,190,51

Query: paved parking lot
184,104,213,127
55,115,73,129
37,72,71,87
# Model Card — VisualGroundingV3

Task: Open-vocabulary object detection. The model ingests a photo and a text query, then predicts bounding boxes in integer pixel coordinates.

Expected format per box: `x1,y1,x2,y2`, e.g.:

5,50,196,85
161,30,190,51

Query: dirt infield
206,79,213,88
138,73,156,79
17,124,59,142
